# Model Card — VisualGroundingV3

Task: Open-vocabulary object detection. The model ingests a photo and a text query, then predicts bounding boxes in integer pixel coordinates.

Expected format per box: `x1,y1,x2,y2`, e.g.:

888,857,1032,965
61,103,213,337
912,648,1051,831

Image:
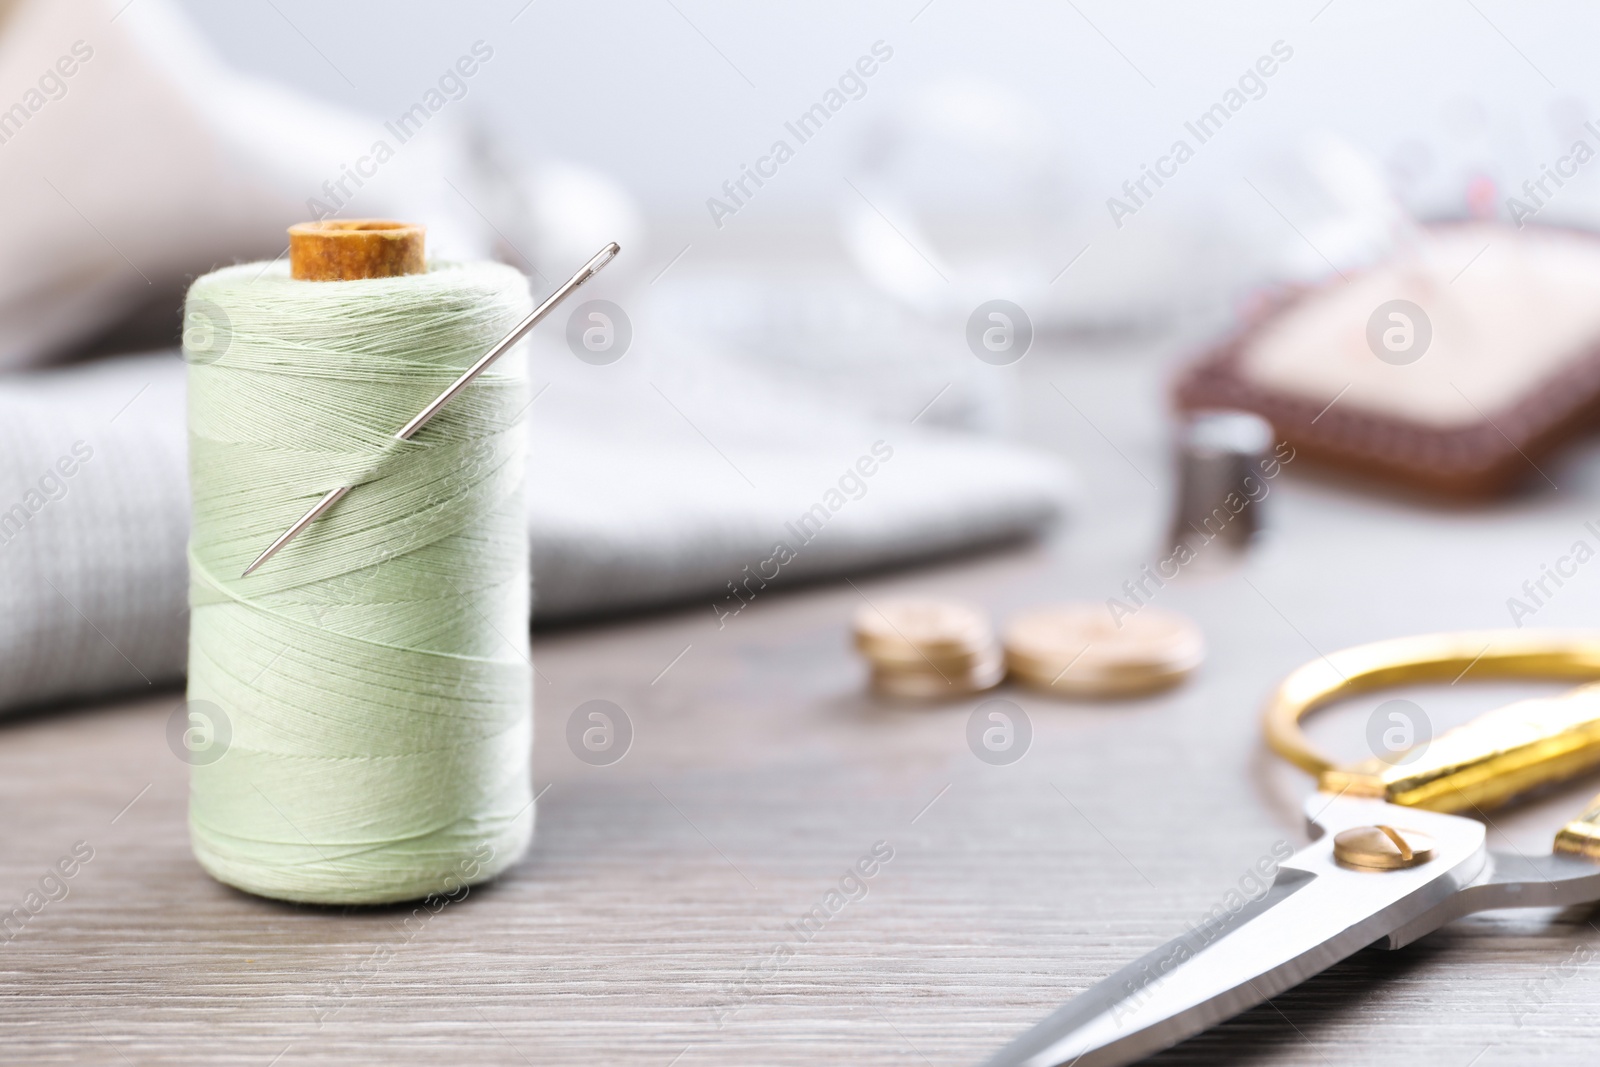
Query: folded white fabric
521,329,1072,619
0,355,190,710
0,347,1072,713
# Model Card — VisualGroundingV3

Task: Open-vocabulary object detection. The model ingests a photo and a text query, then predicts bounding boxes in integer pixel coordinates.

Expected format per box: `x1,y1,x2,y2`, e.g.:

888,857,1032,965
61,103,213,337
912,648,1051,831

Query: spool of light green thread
183,259,533,905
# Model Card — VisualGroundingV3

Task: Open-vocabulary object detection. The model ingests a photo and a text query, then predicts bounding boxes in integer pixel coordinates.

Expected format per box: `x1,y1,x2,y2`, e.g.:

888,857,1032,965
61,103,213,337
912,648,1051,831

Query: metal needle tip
241,485,350,577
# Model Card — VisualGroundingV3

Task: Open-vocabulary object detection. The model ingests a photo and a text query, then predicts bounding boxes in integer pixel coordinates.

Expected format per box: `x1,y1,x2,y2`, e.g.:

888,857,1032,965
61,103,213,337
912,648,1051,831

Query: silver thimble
1169,410,1276,557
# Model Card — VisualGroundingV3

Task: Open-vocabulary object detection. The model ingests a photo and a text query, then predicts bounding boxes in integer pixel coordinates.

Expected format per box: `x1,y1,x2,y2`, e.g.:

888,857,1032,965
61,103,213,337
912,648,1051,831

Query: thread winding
184,260,533,905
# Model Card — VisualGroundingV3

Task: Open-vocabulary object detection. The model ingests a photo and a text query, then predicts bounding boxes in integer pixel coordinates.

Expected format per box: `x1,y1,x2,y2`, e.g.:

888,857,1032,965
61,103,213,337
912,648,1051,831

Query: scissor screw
1332,825,1436,870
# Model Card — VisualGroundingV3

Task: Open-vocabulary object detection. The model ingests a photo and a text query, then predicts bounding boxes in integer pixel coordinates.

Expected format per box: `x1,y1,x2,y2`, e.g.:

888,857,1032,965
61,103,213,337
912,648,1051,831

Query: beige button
854,598,1003,701
1003,603,1203,697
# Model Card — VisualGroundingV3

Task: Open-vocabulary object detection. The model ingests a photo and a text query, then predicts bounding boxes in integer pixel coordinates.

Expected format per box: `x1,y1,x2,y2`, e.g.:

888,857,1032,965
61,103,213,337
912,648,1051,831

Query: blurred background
173,0,1596,269
167,0,1600,315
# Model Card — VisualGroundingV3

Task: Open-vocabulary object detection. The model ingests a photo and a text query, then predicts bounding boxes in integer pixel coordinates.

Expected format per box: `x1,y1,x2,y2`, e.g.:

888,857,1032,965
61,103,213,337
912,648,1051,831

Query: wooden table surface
8,332,1600,1066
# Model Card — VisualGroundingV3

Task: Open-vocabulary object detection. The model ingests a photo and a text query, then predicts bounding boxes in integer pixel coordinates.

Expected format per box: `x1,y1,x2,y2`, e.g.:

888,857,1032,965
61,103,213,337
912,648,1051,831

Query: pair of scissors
986,629,1600,1067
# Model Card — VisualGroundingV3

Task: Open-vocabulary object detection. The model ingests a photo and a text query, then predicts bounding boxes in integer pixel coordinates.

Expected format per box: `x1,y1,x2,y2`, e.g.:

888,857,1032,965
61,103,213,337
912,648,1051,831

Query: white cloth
0,355,190,708
521,328,1071,618
0,347,1073,712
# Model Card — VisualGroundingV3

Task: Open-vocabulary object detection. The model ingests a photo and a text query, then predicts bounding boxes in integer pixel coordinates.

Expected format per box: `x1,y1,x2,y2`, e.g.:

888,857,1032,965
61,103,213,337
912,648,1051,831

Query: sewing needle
242,242,620,578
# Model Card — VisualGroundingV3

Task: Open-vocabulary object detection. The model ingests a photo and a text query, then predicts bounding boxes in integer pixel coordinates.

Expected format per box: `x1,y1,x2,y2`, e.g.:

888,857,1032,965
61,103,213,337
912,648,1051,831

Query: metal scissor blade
983,868,1313,1067
984,798,1488,1067
1379,847,1600,949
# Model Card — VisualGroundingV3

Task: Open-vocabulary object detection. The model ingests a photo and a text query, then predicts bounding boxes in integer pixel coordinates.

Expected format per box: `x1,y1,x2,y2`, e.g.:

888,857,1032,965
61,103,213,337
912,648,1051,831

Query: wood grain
6,336,1600,1065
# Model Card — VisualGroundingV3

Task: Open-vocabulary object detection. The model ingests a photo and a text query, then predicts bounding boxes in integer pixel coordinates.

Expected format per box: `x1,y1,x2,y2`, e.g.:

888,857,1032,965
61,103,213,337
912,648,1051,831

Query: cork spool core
288,219,426,281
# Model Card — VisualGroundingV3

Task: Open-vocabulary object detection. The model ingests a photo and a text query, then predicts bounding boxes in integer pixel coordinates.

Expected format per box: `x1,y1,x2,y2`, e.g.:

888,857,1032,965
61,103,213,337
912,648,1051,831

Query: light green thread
184,260,533,905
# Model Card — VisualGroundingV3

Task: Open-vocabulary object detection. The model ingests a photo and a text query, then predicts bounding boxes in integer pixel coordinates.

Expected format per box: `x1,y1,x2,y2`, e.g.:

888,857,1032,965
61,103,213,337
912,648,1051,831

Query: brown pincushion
1174,224,1600,498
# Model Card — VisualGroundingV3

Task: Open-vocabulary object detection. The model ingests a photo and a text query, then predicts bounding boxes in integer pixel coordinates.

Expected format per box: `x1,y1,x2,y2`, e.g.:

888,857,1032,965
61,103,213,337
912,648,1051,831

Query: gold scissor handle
1263,630,1600,856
